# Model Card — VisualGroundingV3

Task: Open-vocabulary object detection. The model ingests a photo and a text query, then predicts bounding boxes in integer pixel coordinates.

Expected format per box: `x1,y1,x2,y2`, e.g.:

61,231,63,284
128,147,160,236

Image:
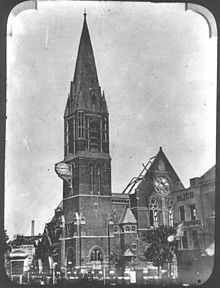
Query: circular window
153,176,171,196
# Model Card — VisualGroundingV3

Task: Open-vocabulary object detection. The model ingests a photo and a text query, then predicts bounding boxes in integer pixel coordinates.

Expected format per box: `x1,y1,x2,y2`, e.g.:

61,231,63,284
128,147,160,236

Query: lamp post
52,262,57,284
74,213,86,270
103,261,107,285
107,217,114,270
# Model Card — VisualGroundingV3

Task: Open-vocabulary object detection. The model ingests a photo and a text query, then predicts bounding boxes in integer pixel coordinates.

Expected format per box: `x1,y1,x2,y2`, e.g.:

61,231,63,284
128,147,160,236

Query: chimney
31,220,35,236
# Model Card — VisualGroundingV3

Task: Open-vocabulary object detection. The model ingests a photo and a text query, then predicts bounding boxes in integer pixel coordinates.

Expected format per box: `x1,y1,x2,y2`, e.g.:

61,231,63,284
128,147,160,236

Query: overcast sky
5,1,216,239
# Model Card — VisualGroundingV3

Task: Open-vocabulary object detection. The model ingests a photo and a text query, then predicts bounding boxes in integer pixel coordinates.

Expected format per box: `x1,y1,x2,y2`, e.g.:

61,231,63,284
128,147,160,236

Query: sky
5,1,217,239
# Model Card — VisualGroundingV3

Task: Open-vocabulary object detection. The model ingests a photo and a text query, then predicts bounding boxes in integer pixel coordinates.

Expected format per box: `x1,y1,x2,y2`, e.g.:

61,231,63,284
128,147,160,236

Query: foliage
11,234,25,247
3,230,10,254
143,225,177,268
110,246,129,275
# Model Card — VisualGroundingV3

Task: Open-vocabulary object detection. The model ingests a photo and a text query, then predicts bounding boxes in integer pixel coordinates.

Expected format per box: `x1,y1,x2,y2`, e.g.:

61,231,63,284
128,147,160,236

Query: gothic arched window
149,198,158,227
125,226,130,232
168,199,173,227
77,111,85,139
89,119,100,150
102,116,108,142
90,248,103,262
71,163,76,195
67,118,74,153
168,198,173,227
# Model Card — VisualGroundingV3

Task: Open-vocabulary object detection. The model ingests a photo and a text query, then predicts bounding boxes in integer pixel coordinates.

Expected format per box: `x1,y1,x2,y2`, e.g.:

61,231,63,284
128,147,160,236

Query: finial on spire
84,9,87,19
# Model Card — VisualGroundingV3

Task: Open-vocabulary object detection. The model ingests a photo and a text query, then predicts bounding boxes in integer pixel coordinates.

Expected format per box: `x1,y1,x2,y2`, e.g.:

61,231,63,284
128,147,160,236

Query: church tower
56,13,112,269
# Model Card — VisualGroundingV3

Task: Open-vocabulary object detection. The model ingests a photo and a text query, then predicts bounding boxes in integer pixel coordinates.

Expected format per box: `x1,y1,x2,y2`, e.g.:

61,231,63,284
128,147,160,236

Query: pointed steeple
70,12,105,113
64,13,110,157
101,90,108,113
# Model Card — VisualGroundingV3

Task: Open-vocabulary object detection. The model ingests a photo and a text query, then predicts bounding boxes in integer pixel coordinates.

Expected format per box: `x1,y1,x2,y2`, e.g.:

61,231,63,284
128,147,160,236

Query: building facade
37,14,215,283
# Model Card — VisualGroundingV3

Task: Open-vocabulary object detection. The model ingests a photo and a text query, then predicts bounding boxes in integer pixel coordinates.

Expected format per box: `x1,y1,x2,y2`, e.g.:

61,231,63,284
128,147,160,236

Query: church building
37,13,215,282
53,12,137,270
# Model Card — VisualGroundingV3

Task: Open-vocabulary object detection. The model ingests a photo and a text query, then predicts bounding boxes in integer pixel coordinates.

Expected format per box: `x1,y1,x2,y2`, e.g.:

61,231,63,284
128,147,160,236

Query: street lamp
52,262,57,285
107,216,114,270
103,261,107,285
74,213,86,269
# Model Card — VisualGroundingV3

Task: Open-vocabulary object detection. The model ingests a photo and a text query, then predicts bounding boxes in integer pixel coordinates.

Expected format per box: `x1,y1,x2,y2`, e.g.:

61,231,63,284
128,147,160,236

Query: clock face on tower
153,176,171,196
55,162,72,177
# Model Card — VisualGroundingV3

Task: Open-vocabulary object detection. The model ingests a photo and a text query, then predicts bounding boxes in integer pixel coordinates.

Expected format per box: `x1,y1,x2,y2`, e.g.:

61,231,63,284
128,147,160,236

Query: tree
3,230,10,254
11,234,25,247
110,246,129,276
143,225,177,277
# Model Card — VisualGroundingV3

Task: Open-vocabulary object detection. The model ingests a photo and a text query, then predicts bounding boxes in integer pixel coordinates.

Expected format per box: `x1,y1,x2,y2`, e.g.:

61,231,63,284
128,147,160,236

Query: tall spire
83,9,87,19
70,12,104,112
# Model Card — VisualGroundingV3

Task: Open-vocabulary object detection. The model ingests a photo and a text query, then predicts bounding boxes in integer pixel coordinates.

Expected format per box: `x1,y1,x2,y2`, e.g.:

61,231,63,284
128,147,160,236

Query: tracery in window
125,226,130,232
77,111,85,139
149,198,158,227
90,248,103,262
168,198,173,227
89,119,100,150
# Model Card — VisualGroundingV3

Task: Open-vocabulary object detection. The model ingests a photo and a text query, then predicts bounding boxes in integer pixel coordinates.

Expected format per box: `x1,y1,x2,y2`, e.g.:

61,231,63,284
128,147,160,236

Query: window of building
125,226,130,232
90,166,94,194
97,165,101,194
179,206,185,222
64,120,68,155
149,198,158,227
71,163,76,193
66,223,73,237
131,225,136,231
89,120,100,149
168,198,173,227
131,243,137,250
114,226,119,233
181,231,188,249
191,230,199,248
68,118,74,153
90,248,103,262
77,111,85,139
102,116,108,142
189,204,197,220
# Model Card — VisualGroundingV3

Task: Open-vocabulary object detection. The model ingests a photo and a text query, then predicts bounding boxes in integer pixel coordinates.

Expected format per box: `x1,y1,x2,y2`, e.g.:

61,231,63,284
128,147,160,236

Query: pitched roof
122,147,184,194
122,156,156,194
119,206,136,224
123,248,134,257
200,165,215,182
